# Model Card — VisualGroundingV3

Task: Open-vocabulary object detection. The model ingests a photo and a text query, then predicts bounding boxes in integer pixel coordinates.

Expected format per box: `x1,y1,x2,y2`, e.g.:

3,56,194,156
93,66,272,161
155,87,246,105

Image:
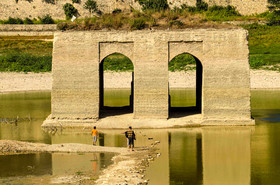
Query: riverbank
0,139,159,184
1,70,280,93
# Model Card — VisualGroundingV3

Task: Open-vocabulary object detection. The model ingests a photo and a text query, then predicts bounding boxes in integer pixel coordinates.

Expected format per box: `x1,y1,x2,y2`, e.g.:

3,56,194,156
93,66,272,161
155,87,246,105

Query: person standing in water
91,126,98,145
125,126,136,151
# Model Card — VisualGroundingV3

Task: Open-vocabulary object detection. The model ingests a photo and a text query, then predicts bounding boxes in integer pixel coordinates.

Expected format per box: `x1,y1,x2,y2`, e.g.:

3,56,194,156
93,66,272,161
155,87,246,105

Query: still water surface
0,89,280,184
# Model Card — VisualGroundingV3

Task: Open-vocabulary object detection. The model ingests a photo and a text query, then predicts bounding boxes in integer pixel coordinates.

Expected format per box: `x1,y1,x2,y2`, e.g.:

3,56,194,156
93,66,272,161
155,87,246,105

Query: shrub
103,53,133,71
15,0,33,3
207,5,240,16
171,7,183,13
137,0,169,11
0,51,52,72
42,0,56,4
268,0,280,12
63,3,78,20
39,15,55,24
250,56,267,69
84,0,98,16
23,17,34,24
57,22,69,30
72,0,80,4
267,11,280,25
169,53,196,71
196,0,208,11
169,20,183,27
5,17,24,24
206,5,240,20
242,23,266,30
181,4,197,12
267,0,280,25
180,1,208,12
130,18,146,30
112,8,122,14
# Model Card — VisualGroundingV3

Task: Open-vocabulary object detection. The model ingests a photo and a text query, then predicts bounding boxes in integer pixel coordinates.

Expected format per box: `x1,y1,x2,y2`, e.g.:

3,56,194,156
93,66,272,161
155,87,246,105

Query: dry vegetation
57,10,238,31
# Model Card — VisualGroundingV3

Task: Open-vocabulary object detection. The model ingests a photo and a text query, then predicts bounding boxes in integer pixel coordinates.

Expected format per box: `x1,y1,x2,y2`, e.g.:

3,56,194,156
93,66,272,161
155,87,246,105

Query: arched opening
168,53,202,117
99,53,134,118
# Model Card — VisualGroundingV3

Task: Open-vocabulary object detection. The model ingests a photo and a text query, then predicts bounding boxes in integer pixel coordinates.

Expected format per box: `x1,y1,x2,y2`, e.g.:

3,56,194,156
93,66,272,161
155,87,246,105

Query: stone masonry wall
0,0,269,20
52,29,253,125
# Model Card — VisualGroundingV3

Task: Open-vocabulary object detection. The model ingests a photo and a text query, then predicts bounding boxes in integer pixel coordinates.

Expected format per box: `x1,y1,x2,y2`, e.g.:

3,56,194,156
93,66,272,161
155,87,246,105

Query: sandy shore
0,72,52,93
1,70,280,93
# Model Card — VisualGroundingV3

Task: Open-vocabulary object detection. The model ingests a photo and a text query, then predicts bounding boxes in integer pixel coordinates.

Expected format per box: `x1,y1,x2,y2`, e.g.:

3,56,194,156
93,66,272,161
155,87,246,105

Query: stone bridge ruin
43,29,255,128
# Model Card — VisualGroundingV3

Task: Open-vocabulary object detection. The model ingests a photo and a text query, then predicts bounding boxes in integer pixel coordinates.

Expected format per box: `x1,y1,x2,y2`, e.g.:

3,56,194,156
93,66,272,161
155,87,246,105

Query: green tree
39,15,55,24
84,0,98,16
137,0,168,11
63,3,78,20
268,0,280,11
72,0,80,4
268,0,280,25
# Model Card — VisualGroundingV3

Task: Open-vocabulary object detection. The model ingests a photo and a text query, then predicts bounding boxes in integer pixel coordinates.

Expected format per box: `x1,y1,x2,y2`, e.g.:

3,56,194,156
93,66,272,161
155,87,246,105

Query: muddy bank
0,140,127,154
0,140,160,184
1,70,280,93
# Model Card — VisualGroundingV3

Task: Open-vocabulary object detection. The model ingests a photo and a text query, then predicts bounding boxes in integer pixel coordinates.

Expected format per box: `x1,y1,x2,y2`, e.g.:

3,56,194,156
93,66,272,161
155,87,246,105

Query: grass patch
76,171,83,175
205,5,241,21
0,36,54,40
0,36,53,56
242,24,280,71
243,24,280,54
0,51,52,72
0,36,53,72
0,15,57,24
56,10,236,31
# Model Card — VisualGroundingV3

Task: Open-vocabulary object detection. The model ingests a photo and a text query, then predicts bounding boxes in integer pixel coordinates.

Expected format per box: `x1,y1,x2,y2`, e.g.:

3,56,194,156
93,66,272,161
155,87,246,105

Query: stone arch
168,52,203,116
99,42,134,65
99,52,134,118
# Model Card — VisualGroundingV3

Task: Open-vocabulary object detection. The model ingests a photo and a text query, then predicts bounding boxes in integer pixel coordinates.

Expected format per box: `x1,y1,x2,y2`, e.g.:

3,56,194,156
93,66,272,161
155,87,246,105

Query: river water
0,90,279,184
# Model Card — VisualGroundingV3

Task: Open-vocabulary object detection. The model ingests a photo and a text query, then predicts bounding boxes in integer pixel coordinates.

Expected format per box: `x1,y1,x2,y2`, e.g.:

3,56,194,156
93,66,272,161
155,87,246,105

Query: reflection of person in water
125,126,136,151
92,153,97,173
91,126,98,145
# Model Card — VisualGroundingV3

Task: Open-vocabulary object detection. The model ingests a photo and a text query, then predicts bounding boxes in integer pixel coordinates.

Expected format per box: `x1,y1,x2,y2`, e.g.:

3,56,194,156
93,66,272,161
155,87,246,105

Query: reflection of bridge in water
43,29,255,128
48,127,252,185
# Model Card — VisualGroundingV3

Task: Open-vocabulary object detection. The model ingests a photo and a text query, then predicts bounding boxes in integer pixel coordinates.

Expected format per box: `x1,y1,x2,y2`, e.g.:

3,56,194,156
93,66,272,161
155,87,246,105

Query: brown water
0,89,280,185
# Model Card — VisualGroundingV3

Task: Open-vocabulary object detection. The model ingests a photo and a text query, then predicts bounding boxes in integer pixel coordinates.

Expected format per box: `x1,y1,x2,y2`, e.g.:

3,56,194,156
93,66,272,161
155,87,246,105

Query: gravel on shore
1,70,280,93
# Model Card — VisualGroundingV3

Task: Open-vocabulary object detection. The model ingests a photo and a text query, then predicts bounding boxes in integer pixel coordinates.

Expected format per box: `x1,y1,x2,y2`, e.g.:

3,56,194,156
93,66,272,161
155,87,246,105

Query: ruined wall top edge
0,0,269,20
55,26,245,32
53,27,247,35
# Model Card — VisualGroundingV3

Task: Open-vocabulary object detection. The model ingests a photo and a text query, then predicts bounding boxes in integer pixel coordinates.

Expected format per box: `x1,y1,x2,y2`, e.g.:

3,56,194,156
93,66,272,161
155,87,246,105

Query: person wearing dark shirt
125,126,136,151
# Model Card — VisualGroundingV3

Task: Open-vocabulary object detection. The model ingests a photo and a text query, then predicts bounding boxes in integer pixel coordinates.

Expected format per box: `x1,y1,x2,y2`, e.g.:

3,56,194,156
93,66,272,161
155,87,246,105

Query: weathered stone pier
43,29,255,128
